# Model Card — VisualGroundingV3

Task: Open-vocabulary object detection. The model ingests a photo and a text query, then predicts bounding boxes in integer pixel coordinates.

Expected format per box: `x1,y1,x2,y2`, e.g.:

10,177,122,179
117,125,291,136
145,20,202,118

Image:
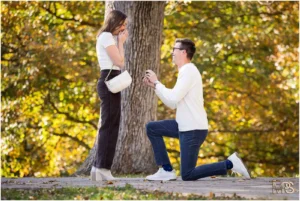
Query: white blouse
96,32,120,70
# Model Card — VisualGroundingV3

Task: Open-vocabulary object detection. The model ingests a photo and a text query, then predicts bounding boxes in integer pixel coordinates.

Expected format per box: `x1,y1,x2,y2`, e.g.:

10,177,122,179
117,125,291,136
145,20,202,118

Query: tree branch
47,93,98,129
26,123,91,149
166,148,297,165
165,9,285,31
52,132,91,150
40,3,100,27
209,129,274,134
212,86,270,110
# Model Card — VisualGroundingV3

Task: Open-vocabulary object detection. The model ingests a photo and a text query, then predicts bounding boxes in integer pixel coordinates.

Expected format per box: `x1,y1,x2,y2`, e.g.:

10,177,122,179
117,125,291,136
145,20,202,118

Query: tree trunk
112,1,166,174
75,1,166,176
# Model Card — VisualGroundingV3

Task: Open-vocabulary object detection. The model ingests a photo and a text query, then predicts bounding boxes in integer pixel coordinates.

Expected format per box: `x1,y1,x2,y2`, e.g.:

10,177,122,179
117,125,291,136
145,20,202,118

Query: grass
1,183,248,200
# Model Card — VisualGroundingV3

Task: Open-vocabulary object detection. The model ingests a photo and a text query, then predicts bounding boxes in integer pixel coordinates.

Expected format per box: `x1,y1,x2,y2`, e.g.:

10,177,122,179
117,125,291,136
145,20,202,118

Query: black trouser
94,70,121,169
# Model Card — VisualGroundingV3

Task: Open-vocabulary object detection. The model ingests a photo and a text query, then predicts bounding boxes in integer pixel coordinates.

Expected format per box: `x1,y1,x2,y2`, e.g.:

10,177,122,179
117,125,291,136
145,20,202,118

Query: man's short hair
175,38,196,60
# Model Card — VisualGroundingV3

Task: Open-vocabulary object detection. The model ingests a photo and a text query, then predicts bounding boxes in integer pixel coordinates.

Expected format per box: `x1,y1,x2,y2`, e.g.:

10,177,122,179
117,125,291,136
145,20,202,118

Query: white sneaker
228,152,251,179
90,166,116,181
146,168,177,181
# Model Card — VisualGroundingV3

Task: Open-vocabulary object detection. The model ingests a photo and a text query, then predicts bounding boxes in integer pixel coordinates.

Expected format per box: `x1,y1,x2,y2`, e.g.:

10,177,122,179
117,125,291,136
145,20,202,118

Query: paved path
1,177,299,200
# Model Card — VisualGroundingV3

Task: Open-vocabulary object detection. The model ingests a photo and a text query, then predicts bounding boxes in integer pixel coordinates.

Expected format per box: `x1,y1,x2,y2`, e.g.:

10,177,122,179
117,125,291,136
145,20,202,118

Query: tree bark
75,1,166,176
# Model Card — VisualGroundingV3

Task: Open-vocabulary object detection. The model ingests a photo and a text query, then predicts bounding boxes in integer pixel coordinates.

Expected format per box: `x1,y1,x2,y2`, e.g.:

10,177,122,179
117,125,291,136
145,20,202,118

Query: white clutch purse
105,69,132,93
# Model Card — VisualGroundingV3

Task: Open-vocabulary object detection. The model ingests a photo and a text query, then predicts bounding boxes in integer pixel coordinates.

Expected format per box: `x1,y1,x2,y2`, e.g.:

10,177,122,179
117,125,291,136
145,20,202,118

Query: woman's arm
106,30,128,68
106,45,125,68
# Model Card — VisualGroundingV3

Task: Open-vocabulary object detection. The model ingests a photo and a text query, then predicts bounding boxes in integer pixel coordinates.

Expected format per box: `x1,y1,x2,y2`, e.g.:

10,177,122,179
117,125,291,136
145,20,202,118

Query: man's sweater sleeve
155,69,194,110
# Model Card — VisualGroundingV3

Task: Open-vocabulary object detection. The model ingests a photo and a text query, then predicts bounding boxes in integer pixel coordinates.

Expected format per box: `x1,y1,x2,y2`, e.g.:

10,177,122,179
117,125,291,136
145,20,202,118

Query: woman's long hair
97,10,127,37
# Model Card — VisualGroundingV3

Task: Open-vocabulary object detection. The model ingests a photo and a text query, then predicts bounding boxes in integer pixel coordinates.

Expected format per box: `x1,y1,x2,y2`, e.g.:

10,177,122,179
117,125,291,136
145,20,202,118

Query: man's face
172,42,183,64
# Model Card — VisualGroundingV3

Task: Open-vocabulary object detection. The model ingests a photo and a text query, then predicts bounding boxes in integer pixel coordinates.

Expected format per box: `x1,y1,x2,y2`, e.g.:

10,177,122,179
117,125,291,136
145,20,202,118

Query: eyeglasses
172,47,184,52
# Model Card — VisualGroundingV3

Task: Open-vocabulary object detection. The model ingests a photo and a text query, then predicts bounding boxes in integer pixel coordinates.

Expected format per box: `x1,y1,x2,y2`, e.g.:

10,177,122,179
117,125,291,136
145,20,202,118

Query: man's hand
142,77,155,89
145,70,158,83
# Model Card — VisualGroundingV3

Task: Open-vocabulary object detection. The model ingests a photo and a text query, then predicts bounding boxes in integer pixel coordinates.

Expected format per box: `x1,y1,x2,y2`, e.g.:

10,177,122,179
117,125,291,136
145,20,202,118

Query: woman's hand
118,29,128,44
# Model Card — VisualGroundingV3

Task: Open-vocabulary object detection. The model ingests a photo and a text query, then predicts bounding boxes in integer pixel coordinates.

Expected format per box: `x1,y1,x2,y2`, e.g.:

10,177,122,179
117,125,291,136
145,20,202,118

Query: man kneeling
143,39,251,181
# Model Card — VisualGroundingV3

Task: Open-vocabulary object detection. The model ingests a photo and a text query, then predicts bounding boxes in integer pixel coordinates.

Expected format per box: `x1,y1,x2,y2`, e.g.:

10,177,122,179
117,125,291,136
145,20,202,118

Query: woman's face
112,18,128,35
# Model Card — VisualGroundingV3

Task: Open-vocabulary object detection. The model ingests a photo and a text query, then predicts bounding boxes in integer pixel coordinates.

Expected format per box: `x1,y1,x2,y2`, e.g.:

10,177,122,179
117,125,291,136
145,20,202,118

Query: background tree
109,1,166,174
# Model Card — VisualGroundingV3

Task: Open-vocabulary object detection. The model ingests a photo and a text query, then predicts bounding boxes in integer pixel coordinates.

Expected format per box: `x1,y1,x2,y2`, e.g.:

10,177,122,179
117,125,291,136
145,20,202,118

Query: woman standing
91,10,128,181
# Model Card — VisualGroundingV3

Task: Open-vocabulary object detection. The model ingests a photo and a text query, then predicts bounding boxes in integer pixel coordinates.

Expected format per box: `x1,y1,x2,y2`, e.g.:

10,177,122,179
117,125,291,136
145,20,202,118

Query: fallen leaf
106,181,114,185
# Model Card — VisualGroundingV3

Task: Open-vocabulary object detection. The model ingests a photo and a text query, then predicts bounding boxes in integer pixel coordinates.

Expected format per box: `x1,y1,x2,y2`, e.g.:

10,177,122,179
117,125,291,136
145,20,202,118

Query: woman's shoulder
98,32,113,39
97,32,116,47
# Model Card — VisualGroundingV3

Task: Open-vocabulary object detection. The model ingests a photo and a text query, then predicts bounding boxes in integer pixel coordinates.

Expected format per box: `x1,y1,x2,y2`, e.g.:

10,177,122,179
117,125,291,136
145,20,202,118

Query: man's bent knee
145,121,154,136
182,174,193,181
181,170,196,181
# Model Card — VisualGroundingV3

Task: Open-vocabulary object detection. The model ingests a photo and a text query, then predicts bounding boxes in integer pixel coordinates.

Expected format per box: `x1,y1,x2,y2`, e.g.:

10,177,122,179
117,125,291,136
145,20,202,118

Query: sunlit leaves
1,1,104,177
1,1,298,178
161,1,298,177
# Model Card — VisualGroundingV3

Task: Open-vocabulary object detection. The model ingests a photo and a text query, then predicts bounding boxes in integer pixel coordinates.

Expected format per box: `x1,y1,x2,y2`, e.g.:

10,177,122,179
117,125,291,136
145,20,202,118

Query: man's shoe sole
146,178,177,181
